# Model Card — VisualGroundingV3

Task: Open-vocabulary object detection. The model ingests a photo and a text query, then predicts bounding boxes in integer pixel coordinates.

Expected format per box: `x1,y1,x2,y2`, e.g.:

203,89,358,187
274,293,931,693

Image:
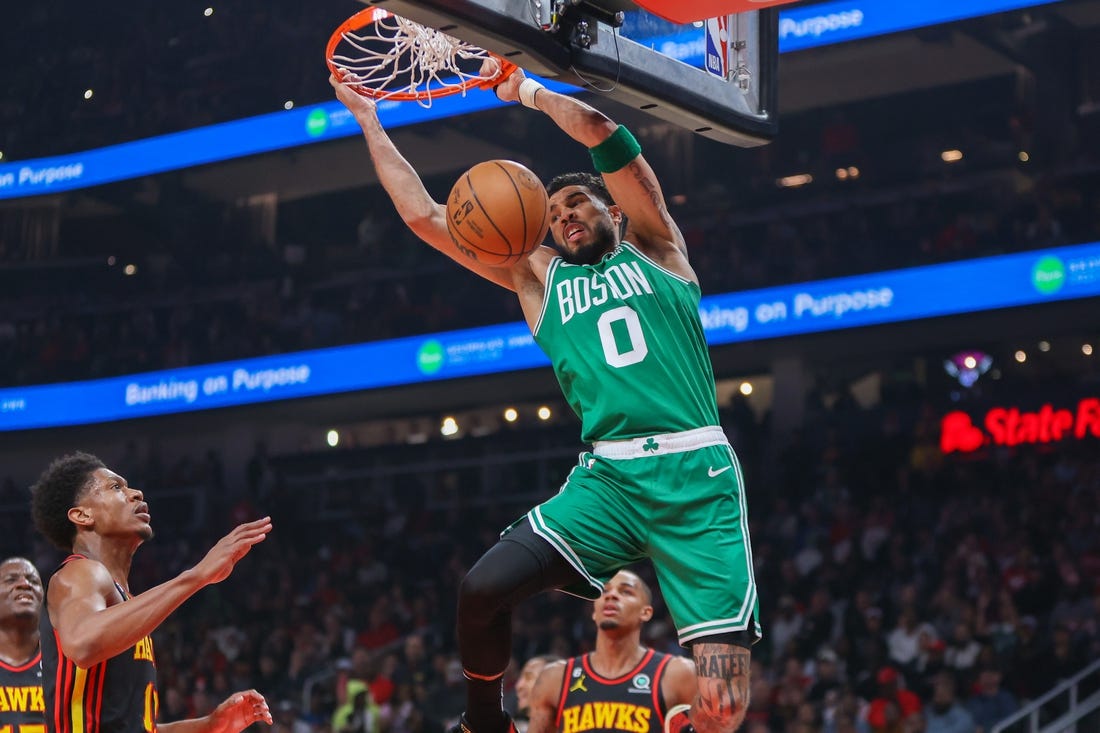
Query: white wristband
518,78,545,110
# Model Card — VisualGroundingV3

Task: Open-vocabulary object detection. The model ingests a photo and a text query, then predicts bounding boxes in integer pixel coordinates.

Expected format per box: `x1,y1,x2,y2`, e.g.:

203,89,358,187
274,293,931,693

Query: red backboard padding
634,0,801,24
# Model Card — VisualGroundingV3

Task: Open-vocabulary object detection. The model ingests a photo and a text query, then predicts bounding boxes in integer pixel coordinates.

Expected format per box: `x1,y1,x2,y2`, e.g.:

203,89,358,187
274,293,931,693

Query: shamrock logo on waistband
643,438,659,452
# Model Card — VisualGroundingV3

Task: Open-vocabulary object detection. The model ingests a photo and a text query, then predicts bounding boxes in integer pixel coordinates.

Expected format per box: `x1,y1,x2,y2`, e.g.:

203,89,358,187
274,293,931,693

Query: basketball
446,160,551,267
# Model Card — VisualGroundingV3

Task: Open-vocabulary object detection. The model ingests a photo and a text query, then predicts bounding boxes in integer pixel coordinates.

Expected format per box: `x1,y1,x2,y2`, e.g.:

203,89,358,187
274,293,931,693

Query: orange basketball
446,160,551,267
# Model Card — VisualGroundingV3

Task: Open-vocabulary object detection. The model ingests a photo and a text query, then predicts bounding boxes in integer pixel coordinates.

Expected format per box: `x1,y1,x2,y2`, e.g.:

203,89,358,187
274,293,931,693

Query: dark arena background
2,1,1100,733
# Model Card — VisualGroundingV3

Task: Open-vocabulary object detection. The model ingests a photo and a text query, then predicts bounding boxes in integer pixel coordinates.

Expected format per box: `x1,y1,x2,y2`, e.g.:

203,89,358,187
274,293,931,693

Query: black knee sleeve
457,520,579,676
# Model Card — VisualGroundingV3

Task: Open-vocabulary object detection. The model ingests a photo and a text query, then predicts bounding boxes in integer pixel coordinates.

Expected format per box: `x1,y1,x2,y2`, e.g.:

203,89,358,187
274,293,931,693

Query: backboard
354,0,779,147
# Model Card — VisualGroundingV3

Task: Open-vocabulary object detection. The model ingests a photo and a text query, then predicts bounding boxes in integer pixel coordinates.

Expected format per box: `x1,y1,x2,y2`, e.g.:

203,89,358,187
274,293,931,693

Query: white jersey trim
526,507,604,597
532,256,562,337
592,425,727,459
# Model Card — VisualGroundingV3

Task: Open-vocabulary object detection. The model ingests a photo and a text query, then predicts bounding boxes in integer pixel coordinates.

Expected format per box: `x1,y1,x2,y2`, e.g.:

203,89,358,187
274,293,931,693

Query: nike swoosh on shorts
708,466,731,478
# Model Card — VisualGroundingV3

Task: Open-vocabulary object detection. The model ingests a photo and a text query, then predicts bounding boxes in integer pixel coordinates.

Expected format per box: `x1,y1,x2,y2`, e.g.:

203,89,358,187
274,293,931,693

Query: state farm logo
941,398,1100,453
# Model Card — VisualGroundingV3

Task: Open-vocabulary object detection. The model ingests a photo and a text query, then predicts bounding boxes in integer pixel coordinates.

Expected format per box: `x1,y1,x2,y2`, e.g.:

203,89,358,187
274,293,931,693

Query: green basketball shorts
517,425,761,645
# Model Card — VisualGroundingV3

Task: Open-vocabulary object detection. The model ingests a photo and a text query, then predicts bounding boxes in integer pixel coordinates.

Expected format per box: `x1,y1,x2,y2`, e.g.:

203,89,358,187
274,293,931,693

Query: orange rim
325,6,518,101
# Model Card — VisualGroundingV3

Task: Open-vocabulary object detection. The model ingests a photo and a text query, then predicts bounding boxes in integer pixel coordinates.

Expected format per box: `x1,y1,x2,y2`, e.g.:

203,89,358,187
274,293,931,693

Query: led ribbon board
0,91,516,200
0,0,1060,200
774,0,1060,53
941,398,1100,453
2,241,1097,431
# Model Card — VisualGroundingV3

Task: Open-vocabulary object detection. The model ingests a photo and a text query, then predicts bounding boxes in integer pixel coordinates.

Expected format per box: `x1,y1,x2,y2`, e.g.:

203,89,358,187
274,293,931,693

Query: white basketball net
332,13,501,108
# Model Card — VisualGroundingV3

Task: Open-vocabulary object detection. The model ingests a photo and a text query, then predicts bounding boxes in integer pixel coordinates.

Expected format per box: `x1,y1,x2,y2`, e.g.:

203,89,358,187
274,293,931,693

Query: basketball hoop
326,7,517,107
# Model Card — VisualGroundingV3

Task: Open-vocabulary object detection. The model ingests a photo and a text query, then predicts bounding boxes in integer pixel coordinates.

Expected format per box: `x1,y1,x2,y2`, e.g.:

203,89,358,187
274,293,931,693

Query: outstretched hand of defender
483,58,524,104
329,69,378,119
192,517,272,587
207,690,273,733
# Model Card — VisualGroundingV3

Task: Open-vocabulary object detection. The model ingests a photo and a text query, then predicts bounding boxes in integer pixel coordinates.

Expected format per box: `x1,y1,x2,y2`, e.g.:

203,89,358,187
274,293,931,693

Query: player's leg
648,444,760,733
457,520,579,733
665,635,753,733
459,452,643,733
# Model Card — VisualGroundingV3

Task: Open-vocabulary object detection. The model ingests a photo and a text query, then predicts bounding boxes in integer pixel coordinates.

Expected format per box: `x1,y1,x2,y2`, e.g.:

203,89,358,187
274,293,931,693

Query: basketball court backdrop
330,0,790,146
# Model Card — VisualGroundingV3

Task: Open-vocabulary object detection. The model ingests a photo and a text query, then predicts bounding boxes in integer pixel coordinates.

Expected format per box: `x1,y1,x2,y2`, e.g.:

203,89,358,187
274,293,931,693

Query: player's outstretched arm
160,690,273,733
525,660,567,733
48,518,271,668
494,69,686,259
329,73,517,292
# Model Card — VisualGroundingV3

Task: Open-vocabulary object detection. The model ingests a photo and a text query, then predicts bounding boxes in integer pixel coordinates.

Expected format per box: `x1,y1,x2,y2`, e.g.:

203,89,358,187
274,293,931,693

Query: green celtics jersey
533,242,721,443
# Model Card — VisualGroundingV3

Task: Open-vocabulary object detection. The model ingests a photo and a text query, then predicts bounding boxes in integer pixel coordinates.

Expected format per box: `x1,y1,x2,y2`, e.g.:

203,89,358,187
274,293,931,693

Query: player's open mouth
565,224,585,242
13,593,37,603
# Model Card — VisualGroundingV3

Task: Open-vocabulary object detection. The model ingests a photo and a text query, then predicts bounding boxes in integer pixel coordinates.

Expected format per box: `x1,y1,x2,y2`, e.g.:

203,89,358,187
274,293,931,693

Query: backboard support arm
359,0,778,147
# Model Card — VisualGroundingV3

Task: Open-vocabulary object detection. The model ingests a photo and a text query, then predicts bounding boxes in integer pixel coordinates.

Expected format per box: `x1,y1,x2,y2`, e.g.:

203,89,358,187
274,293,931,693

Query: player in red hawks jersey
526,571,696,733
0,558,45,733
30,452,274,733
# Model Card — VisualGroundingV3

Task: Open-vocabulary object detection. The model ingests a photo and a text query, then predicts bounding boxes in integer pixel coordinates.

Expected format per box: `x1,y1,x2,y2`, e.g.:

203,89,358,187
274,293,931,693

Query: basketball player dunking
332,61,760,733
0,557,45,733
526,570,695,733
30,452,274,733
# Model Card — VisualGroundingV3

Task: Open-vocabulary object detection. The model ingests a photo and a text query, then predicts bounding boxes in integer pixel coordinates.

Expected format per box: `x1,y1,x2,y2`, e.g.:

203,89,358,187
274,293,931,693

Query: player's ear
68,505,94,528
608,205,628,240
640,605,653,622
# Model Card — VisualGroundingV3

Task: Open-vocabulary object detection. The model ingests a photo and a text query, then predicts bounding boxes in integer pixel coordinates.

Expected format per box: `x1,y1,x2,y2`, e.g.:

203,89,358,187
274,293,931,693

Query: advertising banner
2,241,1097,431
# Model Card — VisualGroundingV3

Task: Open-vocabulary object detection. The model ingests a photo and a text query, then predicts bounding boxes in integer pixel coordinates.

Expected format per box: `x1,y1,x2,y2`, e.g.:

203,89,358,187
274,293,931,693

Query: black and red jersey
41,556,158,733
0,647,44,733
554,650,675,733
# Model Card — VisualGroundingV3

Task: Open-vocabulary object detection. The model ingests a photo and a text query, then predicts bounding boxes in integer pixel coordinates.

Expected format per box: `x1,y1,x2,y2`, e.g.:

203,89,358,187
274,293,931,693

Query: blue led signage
2,241,1097,431
0,92,514,200
776,0,1059,52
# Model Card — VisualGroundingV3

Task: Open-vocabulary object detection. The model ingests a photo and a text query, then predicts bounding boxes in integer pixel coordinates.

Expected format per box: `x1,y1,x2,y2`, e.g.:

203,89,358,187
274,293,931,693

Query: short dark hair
31,452,105,550
547,172,627,238
608,569,653,605
547,172,615,207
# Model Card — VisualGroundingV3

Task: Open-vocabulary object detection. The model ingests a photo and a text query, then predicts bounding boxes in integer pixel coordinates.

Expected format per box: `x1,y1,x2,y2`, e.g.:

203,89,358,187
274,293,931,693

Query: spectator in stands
965,668,1016,733
809,648,846,704
851,608,888,690
357,598,400,650
944,623,981,680
923,675,974,733
888,607,938,675
825,689,870,733
843,589,877,644
743,663,775,731
333,679,380,733
274,700,313,733
798,587,837,659
771,595,803,660
866,667,922,732
1035,625,1088,689
867,699,906,733
914,639,950,699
